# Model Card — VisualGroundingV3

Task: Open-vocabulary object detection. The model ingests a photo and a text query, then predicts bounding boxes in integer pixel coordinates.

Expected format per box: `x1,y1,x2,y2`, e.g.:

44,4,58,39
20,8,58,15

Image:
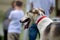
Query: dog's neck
35,15,45,23
36,16,53,33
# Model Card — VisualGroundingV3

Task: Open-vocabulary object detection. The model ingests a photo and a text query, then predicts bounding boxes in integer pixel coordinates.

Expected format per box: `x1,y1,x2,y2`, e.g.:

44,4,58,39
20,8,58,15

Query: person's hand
49,6,54,14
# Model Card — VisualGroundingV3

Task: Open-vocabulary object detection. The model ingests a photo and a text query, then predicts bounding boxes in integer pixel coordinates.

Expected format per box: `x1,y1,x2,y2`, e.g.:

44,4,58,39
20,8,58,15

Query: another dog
20,8,60,40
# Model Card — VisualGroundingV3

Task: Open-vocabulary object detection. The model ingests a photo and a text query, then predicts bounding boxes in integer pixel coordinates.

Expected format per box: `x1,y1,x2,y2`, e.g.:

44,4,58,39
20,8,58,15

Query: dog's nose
20,20,23,23
20,20,25,23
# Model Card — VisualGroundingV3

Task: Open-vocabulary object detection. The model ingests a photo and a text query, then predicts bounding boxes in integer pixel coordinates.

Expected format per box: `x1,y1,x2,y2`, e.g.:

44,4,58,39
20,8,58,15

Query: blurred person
24,0,55,40
26,0,55,17
0,36,2,40
3,1,16,40
8,1,24,40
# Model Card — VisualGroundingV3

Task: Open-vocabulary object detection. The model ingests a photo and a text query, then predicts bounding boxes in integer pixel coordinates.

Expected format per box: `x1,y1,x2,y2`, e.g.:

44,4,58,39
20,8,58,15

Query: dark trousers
0,36,2,40
29,24,40,40
4,29,7,40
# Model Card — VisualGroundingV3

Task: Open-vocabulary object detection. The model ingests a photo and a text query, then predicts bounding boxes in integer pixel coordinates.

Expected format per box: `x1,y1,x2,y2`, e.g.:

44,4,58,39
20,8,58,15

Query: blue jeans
29,24,39,40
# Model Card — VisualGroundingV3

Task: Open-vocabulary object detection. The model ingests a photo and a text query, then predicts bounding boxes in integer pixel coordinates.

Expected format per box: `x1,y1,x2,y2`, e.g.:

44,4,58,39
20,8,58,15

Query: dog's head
28,8,45,16
20,8,45,23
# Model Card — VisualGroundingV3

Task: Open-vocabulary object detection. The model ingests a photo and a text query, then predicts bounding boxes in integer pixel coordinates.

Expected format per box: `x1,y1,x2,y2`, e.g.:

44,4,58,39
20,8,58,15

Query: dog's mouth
20,18,31,23
20,18,31,29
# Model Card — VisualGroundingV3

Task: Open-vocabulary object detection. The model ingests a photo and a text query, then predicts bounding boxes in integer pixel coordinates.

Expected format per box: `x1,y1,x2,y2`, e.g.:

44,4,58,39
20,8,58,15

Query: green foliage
0,10,5,22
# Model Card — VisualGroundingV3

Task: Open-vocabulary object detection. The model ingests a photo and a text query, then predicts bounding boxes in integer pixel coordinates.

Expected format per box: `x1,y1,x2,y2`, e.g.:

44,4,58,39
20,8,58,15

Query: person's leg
14,33,20,40
4,29,7,40
23,29,29,40
0,36,2,40
29,24,39,40
8,33,20,40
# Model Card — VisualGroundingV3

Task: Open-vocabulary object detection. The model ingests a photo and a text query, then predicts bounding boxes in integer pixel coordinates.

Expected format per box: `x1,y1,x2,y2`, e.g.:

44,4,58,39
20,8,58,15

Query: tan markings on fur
38,8,45,14
49,23,58,40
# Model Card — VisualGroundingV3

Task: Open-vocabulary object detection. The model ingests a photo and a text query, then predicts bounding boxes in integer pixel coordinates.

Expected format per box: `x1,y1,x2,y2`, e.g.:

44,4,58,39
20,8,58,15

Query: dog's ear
30,8,40,15
38,8,45,16
39,8,45,14
34,10,40,15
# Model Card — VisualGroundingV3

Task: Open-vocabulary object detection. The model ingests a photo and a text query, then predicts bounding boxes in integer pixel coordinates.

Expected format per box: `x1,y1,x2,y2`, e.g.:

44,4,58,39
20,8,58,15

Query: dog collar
36,16,46,24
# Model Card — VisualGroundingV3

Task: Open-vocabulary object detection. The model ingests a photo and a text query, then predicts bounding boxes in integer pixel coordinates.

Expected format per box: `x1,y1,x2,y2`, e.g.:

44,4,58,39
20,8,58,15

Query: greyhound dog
20,8,60,40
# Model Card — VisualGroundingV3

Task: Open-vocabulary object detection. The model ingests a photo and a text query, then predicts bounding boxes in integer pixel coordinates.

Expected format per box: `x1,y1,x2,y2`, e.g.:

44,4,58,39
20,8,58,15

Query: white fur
20,8,55,40
37,17,53,40
37,17,53,33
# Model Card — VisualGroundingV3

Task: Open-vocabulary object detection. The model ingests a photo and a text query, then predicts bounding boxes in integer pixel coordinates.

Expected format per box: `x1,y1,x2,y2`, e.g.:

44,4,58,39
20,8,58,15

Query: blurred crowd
0,0,60,40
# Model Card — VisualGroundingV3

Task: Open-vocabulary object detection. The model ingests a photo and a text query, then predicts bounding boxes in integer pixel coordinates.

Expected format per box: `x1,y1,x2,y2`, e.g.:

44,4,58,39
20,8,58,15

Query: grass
0,22,4,40
0,22,3,36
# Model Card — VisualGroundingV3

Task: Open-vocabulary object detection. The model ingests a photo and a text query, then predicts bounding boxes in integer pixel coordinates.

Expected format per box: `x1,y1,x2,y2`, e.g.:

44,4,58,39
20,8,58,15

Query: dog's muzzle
20,18,31,29
20,18,31,23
